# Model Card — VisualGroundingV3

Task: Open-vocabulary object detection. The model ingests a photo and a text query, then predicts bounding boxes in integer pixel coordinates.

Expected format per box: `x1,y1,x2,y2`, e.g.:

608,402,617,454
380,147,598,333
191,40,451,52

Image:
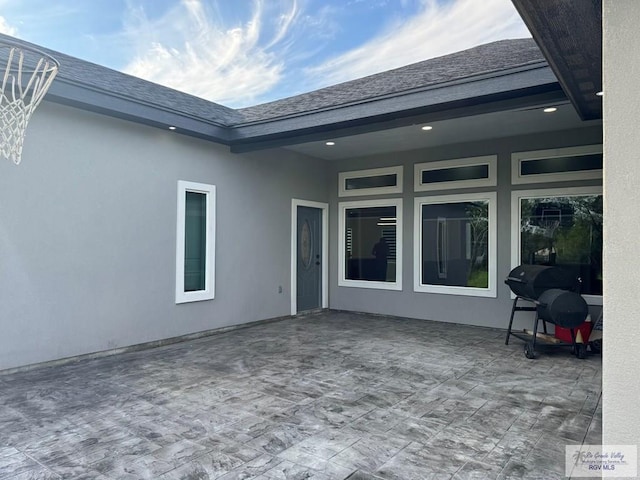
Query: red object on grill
555,322,592,343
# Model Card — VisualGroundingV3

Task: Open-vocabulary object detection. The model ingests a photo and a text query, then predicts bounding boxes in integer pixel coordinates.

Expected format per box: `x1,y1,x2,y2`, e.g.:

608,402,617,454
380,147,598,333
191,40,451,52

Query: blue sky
0,0,531,108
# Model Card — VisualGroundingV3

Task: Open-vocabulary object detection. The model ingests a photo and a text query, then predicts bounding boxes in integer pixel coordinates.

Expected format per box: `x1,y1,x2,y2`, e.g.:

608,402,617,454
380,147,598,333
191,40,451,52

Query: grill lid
505,264,579,300
536,288,588,328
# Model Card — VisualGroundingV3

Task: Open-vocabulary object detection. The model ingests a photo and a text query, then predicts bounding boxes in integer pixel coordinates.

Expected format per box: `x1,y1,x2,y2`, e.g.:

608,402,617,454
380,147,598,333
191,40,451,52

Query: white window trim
414,155,497,192
338,166,403,197
511,144,603,185
413,192,497,297
176,180,216,304
338,198,403,291
510,186,603,305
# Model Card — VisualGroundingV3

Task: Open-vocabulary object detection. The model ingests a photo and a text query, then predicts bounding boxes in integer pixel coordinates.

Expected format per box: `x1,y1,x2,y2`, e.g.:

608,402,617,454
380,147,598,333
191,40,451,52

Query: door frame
291,199,329,315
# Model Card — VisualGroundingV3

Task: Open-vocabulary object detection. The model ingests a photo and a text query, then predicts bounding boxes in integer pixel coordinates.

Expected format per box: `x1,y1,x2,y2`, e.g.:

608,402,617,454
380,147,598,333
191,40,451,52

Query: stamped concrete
0,311,602,479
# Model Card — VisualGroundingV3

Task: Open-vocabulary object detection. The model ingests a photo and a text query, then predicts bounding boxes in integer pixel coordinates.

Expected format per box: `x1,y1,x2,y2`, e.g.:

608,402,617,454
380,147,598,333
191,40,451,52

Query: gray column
603,0,640,467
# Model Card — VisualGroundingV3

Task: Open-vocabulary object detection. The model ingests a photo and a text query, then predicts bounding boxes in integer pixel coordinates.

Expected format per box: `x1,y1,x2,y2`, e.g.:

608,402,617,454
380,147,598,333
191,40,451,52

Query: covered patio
0,312,601,479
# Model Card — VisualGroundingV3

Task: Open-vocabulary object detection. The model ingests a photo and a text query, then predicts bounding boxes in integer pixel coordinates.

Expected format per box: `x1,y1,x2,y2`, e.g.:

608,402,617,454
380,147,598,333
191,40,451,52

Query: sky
0,0,531,108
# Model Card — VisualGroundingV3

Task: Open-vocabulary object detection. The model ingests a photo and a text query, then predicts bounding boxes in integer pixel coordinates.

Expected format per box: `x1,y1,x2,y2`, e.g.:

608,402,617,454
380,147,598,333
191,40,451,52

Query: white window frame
176,181,216,304
511,144,603,185
338,166,403,197
414,155,497,192
338,198,403,291
414,192,497,297
510,186,603,305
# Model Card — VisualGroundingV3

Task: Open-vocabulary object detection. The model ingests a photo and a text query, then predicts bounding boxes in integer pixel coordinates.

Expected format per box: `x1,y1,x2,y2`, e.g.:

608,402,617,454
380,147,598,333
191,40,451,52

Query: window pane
345,205,396,282
421,201,489,288
421,164,489,184
520,154,602,176
520,195,603,295
184,191,207,292
345,174,397,190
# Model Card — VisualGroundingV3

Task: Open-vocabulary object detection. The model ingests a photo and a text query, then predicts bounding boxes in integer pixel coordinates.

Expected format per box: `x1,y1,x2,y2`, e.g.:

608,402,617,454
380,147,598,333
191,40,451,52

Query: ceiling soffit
511,0,602,120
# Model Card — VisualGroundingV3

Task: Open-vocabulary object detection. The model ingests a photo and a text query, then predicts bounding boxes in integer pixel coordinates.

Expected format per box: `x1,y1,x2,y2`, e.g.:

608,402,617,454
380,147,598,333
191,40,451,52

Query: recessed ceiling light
543,107,557,113
169,126,177,130
596,91,604,97
325,141,335,146
421,125,433,131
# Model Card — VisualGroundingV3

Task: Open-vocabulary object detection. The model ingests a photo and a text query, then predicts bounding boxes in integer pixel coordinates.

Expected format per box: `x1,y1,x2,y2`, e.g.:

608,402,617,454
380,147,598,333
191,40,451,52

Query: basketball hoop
539,211,561,238
1,41,59,165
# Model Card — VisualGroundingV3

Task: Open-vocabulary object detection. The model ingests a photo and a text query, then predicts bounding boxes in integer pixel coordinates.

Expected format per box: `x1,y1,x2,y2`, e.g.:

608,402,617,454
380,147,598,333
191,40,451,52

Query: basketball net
1,42,59,165
540,218,560,239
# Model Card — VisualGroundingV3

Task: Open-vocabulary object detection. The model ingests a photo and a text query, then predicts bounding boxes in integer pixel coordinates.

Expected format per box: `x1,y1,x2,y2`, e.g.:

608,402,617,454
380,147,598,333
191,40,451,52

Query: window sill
414,284,497,298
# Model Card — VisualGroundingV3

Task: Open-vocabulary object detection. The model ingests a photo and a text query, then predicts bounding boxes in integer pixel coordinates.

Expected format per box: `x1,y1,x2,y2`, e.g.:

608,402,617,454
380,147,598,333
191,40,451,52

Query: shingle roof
234,38,545,125
0,33,240,126
1,34,550,139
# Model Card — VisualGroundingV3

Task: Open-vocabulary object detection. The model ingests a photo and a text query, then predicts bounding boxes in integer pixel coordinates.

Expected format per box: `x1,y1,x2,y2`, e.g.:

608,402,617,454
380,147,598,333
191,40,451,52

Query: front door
296,206,322,312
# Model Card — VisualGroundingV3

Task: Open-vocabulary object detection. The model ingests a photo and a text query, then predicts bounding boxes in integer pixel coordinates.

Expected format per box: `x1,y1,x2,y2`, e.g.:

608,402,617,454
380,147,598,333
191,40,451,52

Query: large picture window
176,181,216,303
414,193,497,297
339,199,402,290
511,187,603,303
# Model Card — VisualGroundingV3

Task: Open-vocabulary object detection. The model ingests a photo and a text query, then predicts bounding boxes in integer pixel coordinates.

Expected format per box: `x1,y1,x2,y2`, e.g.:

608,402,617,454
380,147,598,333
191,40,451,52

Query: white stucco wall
603,0,640,467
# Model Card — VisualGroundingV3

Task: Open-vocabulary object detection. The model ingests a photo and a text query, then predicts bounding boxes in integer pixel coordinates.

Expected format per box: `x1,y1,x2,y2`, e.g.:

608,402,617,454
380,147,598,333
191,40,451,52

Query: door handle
315,261,321,265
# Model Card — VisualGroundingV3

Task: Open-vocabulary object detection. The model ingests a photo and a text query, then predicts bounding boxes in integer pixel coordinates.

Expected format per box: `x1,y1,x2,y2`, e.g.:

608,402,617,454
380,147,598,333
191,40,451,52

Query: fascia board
46,79,232,144
229,65,558,142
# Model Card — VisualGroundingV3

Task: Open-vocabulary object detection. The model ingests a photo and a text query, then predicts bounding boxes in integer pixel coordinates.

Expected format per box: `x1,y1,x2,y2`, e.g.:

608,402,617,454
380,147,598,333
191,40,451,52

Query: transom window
511,145,602,184
338,166,403,197
414,155,497,192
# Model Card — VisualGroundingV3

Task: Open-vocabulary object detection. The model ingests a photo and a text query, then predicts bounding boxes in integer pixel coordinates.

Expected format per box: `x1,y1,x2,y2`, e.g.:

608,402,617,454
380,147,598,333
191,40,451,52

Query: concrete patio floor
0,311,602,479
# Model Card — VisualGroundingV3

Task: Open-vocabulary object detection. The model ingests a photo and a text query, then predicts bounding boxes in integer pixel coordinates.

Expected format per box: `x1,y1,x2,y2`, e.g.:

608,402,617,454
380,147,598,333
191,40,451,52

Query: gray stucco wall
0,102,328,371
0,98,604,372
602,0,640,462
328,125,603,331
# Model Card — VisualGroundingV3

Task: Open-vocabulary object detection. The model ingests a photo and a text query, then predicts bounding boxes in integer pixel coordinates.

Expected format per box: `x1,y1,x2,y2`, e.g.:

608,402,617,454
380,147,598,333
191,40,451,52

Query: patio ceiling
511,0,603,121
283,99,601,161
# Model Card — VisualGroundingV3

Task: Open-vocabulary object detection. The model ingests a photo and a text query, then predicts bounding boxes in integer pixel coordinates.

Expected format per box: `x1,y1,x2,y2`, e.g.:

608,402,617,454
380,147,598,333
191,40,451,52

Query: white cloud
304,0,531,89
0,15,17,36
266,0,299,48
121,0,298,108
112,0,530,107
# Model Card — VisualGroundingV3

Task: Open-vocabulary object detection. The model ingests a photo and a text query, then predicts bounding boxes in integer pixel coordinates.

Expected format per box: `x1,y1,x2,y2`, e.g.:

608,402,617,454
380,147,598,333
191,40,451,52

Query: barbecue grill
505,264,577,299
505,265,588,359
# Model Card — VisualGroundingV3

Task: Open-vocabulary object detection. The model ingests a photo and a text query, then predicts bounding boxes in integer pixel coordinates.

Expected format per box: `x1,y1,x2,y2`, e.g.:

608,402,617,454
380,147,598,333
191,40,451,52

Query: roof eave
228,64,564,153
511,0,602,121
47,79,232,144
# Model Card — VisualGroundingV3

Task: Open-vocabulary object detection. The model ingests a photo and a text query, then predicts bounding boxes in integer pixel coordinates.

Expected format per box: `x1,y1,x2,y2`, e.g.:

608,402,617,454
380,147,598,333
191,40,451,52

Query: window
414,193,497,297
414,155,497,192
511,186,603,303
511,145,602,184
176,181,215,303
338,166,403,197
339,198,402,290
